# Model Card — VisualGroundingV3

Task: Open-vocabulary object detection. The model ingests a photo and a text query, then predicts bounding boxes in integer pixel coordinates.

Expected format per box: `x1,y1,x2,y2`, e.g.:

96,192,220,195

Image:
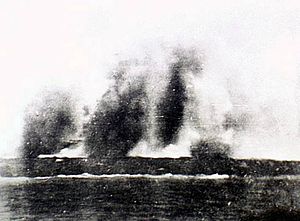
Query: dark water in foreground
1,175,300,220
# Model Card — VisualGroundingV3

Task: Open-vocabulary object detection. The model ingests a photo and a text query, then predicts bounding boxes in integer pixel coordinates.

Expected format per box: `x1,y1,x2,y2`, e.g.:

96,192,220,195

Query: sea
1,173,300,220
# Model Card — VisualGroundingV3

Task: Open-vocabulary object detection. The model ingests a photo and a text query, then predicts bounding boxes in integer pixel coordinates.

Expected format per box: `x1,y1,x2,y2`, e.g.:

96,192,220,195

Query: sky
0,0,299,159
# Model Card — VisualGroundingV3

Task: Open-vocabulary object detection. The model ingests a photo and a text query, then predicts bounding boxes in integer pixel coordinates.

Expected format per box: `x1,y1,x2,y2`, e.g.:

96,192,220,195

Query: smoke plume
21,89,77,159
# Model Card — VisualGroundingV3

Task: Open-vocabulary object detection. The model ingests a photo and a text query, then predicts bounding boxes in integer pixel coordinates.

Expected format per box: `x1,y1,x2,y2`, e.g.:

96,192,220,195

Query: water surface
1,174,300,220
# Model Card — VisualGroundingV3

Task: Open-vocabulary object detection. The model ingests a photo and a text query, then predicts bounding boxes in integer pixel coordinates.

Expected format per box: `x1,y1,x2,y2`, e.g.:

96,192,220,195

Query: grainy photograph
0,1,300,220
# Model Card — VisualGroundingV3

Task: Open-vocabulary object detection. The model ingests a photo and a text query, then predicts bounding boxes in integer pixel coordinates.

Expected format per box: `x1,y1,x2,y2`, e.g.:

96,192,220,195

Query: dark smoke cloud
191,139,231,159
85,64,149,159
21,89,77,159
156,50,191,146
154,48,202,146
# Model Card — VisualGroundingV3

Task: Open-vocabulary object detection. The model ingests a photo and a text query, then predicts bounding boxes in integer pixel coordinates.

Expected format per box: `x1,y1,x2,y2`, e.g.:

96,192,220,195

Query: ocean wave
3,174,300,184
54,173,230,180
252,175,300,181
0,173,230,182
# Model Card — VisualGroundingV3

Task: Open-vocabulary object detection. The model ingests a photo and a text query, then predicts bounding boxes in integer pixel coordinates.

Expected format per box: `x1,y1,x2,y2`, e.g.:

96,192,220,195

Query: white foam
240,175,300,181
4,174,300,183
128,141,191,158
13,173,230,180
38,145,87,159
0,173,231,183
0,176,30,185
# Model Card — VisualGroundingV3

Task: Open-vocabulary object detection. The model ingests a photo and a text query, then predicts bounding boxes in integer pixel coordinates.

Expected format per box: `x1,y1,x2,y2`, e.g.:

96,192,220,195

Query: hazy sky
0,1,299,158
